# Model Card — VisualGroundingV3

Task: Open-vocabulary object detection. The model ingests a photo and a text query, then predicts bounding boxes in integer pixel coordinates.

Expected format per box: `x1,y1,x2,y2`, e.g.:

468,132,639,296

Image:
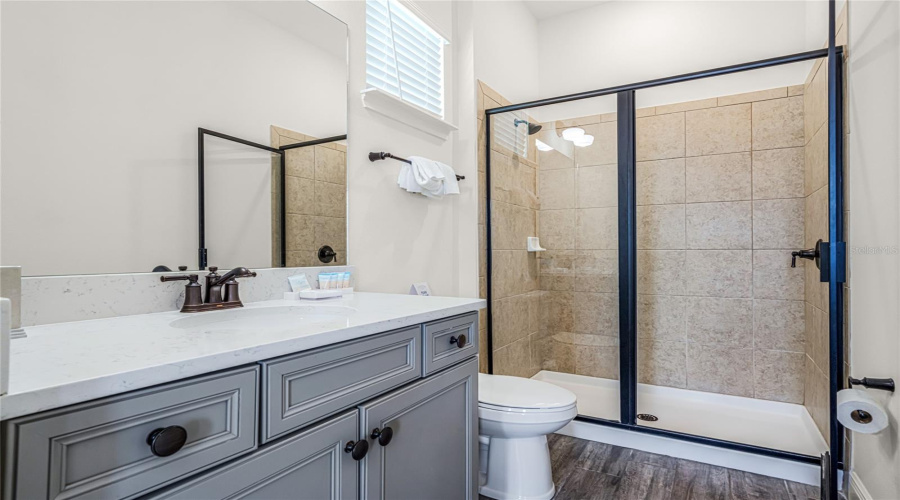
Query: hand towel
396,156,460,198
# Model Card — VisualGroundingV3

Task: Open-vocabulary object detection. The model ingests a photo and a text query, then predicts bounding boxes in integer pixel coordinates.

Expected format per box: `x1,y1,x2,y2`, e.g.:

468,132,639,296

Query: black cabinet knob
450,334,467,349
371,427,394,446
344,440,369,460
147,426,188,457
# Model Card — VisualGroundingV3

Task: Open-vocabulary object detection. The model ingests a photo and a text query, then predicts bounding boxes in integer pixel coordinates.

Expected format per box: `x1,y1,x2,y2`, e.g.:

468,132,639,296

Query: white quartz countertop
0,292,485,420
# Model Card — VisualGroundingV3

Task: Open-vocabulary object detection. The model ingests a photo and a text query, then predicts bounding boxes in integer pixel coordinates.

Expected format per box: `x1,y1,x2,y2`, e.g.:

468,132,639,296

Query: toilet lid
478,374,577,410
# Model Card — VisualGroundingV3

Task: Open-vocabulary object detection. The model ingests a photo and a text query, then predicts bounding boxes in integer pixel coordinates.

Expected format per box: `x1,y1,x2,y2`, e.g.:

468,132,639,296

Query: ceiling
523,0,610,21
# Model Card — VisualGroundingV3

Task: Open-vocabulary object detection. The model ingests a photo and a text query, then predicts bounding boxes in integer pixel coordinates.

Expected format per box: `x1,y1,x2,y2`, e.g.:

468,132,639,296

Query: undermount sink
169,305,356,331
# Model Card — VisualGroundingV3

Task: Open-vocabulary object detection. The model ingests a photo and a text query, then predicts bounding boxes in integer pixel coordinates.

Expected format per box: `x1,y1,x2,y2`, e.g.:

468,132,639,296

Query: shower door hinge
818,241,846,284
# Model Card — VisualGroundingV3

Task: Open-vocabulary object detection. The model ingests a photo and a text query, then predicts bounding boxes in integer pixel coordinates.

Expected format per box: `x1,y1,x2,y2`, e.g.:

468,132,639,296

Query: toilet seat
478,373,577,410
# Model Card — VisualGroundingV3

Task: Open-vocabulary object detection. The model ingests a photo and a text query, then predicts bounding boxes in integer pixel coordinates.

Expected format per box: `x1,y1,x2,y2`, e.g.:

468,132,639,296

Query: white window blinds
366,0,446,117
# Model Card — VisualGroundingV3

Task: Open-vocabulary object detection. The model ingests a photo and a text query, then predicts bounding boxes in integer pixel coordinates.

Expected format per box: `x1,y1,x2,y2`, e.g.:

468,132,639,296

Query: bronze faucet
161,266,257,313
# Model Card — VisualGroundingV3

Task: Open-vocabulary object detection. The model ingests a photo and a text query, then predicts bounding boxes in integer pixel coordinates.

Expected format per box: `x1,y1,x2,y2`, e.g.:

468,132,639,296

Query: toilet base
478,435,556,500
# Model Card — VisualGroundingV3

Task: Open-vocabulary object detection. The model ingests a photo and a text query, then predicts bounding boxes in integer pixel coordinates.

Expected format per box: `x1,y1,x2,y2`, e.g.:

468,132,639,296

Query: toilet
478,373,578,500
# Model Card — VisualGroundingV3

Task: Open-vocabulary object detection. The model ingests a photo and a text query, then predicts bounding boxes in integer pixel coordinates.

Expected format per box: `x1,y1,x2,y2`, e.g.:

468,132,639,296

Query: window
366,0,446,117
494,112,528,158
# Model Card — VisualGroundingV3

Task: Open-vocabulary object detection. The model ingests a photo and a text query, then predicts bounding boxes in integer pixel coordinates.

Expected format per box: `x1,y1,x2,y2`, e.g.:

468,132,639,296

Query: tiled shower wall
536,87,810,404
271,126,347,268
477,81,542,378
802,6,849,445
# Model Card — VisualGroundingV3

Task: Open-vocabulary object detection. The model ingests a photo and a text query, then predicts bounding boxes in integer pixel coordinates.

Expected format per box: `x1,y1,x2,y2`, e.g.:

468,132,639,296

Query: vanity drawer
260,326,420,443
2,365,259,500
422,312,478,376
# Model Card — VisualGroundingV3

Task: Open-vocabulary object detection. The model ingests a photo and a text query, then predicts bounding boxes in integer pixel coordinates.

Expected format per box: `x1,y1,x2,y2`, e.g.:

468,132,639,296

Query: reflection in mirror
0,1,348,276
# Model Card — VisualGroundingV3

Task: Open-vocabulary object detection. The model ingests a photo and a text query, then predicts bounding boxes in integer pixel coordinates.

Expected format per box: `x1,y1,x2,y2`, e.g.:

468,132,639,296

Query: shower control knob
450,334,467,349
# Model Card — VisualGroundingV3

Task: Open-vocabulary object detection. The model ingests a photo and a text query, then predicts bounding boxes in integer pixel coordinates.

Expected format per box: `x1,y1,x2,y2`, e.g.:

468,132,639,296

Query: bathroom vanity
0,293,484,500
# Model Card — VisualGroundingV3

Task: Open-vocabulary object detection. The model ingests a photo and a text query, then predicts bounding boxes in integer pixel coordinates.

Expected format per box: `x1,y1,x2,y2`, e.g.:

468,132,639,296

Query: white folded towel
397,156,460,198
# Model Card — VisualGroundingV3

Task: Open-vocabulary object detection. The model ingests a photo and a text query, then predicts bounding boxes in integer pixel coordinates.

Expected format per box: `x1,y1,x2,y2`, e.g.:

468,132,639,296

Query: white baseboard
849,471,873,500
557,420,821,486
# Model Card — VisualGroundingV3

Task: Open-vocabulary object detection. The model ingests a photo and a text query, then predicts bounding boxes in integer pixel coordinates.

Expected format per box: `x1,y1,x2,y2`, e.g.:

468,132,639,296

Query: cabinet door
145,410,360,500
359,357,478,500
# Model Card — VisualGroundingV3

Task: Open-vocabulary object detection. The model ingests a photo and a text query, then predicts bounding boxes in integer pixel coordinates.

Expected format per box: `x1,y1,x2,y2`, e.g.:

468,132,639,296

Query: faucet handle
160,274,200,284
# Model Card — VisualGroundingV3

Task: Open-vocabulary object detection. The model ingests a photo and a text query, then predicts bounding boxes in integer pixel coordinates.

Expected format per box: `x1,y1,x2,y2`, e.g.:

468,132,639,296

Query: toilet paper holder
848,376,895,392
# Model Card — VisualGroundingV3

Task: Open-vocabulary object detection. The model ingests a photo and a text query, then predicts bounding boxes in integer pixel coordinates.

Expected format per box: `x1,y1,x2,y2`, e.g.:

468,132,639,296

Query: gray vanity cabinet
359,356,478,500
144,410,360,500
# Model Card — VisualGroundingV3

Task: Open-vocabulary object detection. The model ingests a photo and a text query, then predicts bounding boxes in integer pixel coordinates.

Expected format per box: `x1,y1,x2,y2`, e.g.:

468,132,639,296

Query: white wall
0,1,347,276
847,0,900,498
314,0,478,297
530,1,821,120
472,0,541,103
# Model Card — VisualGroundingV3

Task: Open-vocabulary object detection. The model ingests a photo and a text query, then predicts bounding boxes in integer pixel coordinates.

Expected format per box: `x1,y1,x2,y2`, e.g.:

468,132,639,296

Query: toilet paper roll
837,388,889,434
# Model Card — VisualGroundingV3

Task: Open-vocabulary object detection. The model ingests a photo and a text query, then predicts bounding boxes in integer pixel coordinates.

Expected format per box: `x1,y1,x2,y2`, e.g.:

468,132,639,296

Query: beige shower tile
655,97,717,115
577,164,618,208
573,292,618,336
491,250,539,299
493,292,540,349
534,337,575,373
754,349,805,403
286,214,315,251
805,262,829,316
637,158,686,205
685,297,753,346
685,201,752,249
286,176,315,215
540,249,576,275
686,344,754,397
638,294,686,341
575,345,619,379
574,250,618,293
685,153,752,202
538,149,575,171
752,96,804,150
639,340,687,388
636,112,685,161
806,186,828,249
636,107,656,118
572,333,618,347
576,207,618,249
286,250,317,268
576,122,618,166
686,104,751,156
685,250,752,298
805,125,828,196
314,181,346,218
637,204,686,250
637,250,686,295
314,146,346,184
540,273,573,292
806,304,829,373
804,356,830,441
541,290,575,333
286,147,315,178
313,216,346,251
753,250,805,300
753,299,805,352
493,337,536,378
753,199,805,249
539,209,574,250
539,168,575,209
804,63,828,144
752,148,804,199
492,201,535,250
717,87,787,106
787,85,804,97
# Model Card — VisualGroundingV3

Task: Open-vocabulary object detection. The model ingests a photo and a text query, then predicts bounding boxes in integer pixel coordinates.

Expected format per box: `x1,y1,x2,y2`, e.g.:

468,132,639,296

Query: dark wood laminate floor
480,434,820,500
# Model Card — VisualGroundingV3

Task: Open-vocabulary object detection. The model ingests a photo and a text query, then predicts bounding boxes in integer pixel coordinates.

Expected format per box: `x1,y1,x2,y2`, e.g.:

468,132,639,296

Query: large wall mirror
1,1,348,277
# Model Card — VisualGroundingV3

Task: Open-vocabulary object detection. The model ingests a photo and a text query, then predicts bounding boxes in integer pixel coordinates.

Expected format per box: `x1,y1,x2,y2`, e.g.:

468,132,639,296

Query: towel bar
369,152,465,181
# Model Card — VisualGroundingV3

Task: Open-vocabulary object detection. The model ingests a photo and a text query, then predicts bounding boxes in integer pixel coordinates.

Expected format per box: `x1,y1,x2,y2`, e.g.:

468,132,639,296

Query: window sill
360,88,458,140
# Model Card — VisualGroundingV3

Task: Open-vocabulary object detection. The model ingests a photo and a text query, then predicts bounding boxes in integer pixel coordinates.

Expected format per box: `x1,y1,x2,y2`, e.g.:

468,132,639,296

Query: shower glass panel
486,94,620,422
632,64,831,458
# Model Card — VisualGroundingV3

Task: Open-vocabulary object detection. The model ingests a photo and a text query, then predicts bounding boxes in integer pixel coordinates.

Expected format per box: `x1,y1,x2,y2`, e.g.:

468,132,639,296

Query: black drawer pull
344,440,369,460
147,426,188,457
450,334,467,349
371,427,394,446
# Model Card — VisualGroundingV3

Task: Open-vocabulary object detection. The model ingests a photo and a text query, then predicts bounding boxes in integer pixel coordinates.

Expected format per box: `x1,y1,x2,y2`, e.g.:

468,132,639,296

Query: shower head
514,119,542,135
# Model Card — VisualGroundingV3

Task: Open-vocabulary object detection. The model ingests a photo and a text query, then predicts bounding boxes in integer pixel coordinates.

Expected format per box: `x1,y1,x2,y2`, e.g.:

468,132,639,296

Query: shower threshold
533,370,828,458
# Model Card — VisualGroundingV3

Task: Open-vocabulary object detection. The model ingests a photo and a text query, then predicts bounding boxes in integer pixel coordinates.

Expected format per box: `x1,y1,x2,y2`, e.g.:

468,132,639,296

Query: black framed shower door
484,44,846,495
